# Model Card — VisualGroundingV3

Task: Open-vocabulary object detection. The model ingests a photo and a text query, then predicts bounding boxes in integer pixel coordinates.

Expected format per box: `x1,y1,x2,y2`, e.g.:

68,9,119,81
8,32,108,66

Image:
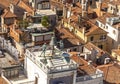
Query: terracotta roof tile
109,0,120,5
70,53,97,75
15,29,23,34
2,9,16,18
98,64,120,83
97,13,118,24
84,42,105,56
17,0,33,13
64,15,106,36
0,77,8,84
0,0,19,8
56,27,84,48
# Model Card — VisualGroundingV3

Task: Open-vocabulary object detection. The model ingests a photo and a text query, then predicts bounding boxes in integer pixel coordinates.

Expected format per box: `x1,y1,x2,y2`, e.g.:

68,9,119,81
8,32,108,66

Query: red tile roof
0,77,8,84
70,52,97,75
2,9,16,18
98,64,120,83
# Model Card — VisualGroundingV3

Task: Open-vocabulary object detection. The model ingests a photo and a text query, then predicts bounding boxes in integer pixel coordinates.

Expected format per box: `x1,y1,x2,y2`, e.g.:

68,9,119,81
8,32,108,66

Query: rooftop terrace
0,51,19,69
25,45,78,74
36,9,56,16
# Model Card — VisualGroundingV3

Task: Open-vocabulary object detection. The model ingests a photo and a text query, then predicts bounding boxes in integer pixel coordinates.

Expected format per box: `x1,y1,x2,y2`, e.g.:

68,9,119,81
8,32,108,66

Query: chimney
97,0,102,16
9,4,14,13
63,5,67,18
78,14,82,23
81,0,88,17
23,12,28,20
90,48,98,63
54,7,57,14
82,0,85,4
82,27,86,35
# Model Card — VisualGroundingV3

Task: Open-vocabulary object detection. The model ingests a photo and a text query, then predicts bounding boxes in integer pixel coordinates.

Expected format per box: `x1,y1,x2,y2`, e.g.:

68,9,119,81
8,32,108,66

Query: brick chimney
9,4,14,13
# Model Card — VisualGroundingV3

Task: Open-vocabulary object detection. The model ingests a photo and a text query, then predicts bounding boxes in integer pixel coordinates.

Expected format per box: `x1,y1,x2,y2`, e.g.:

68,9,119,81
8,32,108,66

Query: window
100,35,106,40
111,6,112,10
113,30,116,34
101,24,102,27
42,2,50,9
73,48,77,51
106,26,108,29
30,54,32,57
90,36,94,41
98,45,103,49
33,57,35,60
95,21,99,26
76,30,77,33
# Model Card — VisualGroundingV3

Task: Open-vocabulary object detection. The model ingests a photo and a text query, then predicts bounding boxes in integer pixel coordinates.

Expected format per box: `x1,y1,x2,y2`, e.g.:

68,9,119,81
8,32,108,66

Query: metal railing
26,49,77,74
76,73,103,82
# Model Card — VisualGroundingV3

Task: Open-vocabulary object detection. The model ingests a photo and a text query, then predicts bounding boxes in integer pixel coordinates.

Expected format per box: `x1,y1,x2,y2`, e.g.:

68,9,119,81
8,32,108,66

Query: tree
41,16,50,28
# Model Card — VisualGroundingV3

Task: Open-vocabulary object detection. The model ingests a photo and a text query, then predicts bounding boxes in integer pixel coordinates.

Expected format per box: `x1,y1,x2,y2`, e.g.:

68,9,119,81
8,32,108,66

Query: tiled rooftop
98,63,120,83
2,9,16,18
70,52,98,76
56,27,84,48
63,15,107,36
0,77,8,84
109,0,120,5
97,13,118,24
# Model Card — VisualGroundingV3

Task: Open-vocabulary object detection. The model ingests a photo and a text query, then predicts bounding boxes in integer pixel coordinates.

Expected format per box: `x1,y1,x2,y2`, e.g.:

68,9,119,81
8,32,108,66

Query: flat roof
36,9,56,16
27,24,44,29
31,31,54,36
0,52,19,68
26,45,77,73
